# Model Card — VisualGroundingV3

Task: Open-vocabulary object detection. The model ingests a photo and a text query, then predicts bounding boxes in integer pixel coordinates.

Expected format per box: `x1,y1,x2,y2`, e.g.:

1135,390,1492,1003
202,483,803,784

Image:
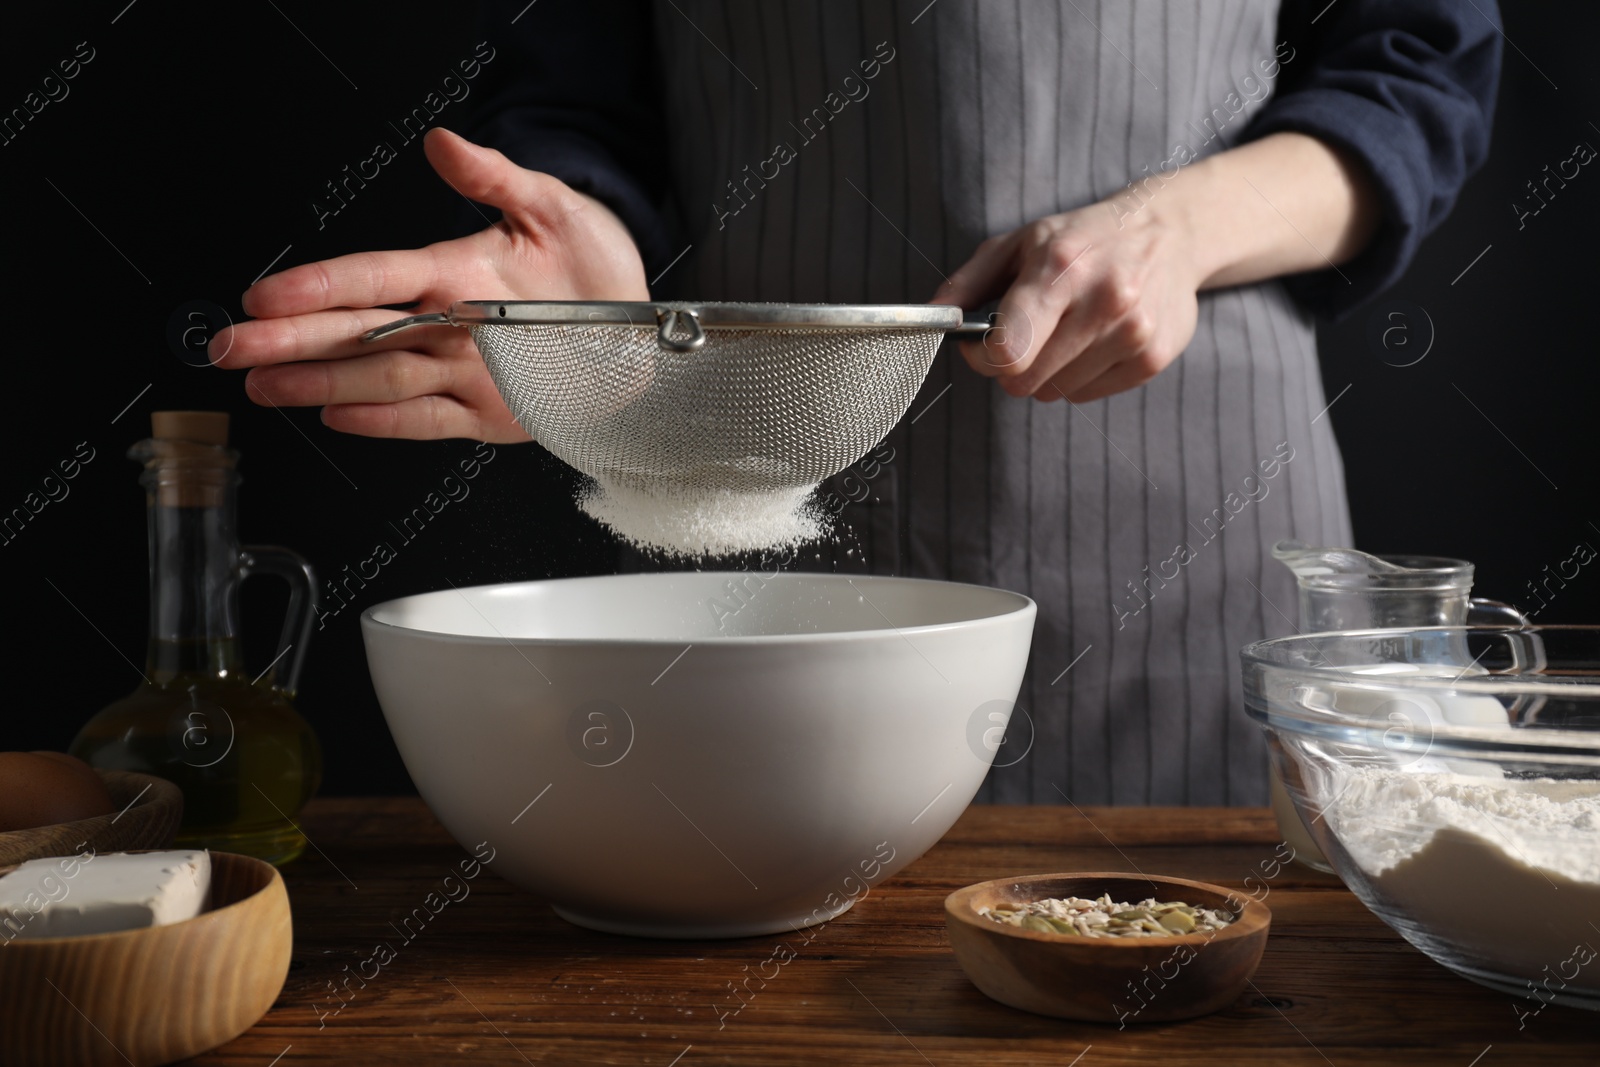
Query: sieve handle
362,312,453,343
949,315,996,340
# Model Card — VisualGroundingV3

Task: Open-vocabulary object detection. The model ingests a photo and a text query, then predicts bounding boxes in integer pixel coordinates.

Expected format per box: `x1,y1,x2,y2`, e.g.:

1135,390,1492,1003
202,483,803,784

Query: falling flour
579,478,827,558
1324,766,1600,988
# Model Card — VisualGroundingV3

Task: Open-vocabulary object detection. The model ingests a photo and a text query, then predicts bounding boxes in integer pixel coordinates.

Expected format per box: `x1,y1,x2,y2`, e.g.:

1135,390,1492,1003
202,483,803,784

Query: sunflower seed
981,892,1235,939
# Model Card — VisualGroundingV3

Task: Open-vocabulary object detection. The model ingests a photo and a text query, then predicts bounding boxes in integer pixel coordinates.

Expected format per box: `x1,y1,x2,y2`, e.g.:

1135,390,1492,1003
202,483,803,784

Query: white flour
580,478,826,558
1325,766,1600,983
1331,768,1600,882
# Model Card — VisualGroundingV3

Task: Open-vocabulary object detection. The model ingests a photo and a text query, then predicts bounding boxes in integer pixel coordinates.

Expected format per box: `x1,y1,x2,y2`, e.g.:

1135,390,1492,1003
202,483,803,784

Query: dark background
2,2,1594,794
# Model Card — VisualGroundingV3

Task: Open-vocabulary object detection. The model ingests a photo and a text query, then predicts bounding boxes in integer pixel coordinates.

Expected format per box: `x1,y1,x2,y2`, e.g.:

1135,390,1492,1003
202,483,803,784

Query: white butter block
0,850,210,941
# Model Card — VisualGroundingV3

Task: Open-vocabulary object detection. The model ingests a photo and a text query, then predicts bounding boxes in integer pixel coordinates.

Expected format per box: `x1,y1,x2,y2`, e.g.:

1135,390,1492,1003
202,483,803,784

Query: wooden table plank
181,800,1598,1065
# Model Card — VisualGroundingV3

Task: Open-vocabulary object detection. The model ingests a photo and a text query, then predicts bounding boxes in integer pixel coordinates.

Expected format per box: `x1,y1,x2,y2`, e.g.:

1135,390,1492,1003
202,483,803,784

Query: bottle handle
239,545,317,696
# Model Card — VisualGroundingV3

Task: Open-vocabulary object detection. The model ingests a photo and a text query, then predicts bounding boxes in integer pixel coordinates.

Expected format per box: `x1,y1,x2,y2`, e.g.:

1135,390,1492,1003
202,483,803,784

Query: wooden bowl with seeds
945,872,1270,1023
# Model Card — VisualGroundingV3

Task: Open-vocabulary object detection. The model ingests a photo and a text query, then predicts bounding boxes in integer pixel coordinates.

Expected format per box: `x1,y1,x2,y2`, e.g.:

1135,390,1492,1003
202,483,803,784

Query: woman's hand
211,128,649,441
937,197,1204,404
936,132,1379,404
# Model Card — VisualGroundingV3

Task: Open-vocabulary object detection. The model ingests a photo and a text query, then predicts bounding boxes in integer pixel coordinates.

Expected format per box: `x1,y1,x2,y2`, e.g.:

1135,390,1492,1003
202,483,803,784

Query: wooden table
188,800,1598,1065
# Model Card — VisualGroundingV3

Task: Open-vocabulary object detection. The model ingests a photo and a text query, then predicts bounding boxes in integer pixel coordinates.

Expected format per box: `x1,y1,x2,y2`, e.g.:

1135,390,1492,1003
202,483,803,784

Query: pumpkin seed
1158,909,1197,933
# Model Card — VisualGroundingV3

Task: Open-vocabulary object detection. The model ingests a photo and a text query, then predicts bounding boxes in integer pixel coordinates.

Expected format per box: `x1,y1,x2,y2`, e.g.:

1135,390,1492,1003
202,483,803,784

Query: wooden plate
0,770,183,867
945,872,1271,1023
0,851,292,1066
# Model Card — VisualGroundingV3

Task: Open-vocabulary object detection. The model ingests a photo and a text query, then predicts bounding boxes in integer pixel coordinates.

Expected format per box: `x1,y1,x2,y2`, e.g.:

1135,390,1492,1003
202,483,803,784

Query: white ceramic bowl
362,572,1036,938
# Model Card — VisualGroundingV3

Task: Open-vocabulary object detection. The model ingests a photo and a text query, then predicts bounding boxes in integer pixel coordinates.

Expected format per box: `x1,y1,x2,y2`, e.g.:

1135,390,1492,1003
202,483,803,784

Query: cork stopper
152,411,229,446
145,411,234,507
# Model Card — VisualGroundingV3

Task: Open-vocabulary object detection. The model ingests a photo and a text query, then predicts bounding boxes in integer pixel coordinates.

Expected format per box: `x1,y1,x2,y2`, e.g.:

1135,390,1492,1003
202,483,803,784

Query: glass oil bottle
72,411,322,865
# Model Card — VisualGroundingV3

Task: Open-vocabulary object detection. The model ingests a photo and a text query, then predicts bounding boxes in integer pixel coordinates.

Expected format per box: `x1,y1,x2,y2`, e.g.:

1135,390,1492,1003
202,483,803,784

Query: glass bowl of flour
1243,626,1600,1011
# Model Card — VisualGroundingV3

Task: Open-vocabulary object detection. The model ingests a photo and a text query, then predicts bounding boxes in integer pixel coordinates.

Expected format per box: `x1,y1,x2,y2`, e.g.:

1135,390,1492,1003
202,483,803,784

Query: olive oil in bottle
71,412,321,865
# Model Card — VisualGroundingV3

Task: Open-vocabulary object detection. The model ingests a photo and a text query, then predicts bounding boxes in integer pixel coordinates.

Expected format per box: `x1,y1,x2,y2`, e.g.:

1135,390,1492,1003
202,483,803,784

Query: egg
0,751,118,832
27,749,107,790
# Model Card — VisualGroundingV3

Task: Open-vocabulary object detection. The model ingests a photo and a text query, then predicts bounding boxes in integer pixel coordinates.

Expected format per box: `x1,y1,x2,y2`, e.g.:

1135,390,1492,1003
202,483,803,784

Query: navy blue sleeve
462,0,675,278
1246,0,1503,320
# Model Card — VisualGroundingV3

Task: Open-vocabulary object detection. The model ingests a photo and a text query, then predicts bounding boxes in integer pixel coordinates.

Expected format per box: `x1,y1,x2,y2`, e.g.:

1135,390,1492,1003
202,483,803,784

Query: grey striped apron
645,0,1353,805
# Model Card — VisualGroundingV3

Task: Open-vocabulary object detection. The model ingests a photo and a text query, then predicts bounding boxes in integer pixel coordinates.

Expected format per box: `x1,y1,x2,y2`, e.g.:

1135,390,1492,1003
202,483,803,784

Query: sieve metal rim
363,301,981,350
467,300,964,328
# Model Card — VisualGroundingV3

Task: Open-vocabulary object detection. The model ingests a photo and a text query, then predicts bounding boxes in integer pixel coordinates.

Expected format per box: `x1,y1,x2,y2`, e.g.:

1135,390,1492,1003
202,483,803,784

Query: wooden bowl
0,852,292,1067
945,872,1271,1024
0,771,183,867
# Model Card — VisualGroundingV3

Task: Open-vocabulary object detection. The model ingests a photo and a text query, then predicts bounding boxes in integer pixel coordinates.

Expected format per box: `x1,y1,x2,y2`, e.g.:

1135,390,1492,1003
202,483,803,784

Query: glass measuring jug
1265,541,1526,871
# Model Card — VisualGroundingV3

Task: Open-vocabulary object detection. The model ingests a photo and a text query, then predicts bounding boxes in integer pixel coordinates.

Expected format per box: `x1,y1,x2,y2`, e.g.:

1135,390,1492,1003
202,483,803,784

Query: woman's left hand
934,193,1203,404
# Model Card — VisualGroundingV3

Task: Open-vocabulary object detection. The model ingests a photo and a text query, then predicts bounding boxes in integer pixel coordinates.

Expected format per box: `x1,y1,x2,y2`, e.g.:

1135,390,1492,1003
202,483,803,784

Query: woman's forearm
1149,131,1382,292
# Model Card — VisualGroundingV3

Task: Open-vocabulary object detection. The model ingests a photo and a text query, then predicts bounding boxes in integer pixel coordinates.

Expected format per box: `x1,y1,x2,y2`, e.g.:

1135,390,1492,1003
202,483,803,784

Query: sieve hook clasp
655,307,706,353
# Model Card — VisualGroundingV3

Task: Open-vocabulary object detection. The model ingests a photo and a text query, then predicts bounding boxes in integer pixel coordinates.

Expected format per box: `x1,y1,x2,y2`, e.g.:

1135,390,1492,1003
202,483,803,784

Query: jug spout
1271,539,1406,581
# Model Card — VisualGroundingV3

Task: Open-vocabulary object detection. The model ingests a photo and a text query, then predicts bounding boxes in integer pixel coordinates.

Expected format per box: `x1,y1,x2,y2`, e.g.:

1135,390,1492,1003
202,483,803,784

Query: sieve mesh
469,321,944,495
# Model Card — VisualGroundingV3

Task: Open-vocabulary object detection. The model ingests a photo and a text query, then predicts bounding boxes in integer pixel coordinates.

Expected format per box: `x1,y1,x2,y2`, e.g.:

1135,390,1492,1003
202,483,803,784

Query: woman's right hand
211,128,649,442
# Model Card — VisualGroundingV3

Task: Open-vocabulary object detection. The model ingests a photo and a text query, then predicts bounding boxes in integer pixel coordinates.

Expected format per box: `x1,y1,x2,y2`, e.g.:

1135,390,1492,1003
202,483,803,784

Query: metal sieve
364,301,990,497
